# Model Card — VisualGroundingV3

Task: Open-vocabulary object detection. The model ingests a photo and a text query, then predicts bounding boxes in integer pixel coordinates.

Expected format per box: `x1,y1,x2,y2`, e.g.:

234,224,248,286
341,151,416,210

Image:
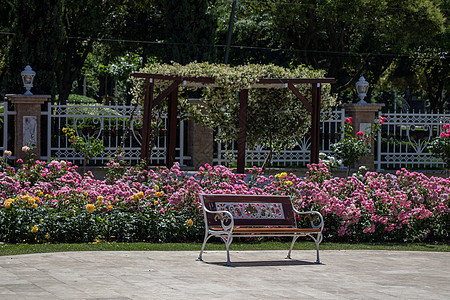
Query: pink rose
356,131,364,137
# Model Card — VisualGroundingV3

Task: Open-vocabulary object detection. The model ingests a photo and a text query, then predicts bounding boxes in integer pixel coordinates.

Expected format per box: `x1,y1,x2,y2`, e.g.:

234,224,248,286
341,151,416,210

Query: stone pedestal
342,103,384,170
5,94,50,161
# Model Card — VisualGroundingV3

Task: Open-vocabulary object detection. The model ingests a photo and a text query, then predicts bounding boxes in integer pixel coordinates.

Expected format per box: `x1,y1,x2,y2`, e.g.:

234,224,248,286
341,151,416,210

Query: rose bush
0,159,448,244
330,116,385,176
428,123,450,171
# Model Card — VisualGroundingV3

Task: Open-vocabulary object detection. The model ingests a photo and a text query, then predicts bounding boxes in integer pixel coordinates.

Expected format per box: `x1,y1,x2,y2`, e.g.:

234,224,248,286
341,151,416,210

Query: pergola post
237,89,248,174
310,83,321,164
166,86,178,168
140,78,154,165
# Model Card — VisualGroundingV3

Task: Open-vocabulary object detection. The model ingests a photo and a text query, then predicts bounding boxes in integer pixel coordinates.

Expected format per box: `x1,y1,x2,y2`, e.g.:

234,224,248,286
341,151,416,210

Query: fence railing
213,108,345,167
0,102,7,154
3,101,450,170
375,111,450,170
0,102,15,156
42,103,191,166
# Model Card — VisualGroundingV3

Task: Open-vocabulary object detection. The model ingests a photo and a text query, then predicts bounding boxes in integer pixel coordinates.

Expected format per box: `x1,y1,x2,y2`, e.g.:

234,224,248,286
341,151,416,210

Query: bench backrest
200,194,296,227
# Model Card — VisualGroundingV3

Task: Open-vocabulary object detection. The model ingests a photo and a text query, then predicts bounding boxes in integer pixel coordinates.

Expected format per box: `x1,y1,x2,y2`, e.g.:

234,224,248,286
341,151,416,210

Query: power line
238,0,450,11
0,31,448,60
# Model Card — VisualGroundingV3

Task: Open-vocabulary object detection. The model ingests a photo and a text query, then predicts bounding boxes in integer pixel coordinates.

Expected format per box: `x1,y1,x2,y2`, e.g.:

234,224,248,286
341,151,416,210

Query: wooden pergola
130,73,335,173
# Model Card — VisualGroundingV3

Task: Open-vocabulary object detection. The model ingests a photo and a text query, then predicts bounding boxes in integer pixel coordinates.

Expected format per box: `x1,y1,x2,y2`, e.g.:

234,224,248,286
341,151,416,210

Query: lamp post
21,65,36,95
355,76,369,104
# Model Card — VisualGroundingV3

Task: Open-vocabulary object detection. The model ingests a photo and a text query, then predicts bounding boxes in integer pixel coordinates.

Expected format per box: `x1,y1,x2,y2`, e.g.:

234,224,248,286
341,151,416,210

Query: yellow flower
154,185,159,191
137,191,145,198
44,233,50,240
27,197,35,205
132,194,139,201
155,191,164,197
285,180,293,186
107,205,113,210
62,127,67,133
187,219,194,227
36,190,44,197
97,196,104,202
3,198,14,209
31,225,38,233
154,200,158,206
22,194,31,202
86,203,95,213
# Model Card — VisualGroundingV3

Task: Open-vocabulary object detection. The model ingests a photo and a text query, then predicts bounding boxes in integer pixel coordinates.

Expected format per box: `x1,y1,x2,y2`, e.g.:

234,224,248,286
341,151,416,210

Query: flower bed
0,160,448,244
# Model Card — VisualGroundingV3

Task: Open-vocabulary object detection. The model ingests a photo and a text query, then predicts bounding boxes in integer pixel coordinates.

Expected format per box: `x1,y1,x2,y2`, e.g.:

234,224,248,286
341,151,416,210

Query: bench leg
197,230,213,261
313,233,322,264
223,234,233,267
315,239,321,264
286,236,300,259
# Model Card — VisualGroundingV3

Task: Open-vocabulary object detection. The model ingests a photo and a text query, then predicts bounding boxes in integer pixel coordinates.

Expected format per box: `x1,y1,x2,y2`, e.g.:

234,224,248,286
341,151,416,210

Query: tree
269,0,446,99
56,0,123,104
161,0,217,64
215,1,287,65
5,0,64,96
0,1,12,83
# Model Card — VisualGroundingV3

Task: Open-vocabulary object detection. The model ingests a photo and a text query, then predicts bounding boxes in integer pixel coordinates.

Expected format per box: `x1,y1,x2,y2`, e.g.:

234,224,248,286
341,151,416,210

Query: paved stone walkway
0,250,448,299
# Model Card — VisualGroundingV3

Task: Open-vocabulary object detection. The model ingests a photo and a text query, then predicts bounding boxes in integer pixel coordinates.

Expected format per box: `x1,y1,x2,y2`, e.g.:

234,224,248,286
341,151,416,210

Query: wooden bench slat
210,227,321,233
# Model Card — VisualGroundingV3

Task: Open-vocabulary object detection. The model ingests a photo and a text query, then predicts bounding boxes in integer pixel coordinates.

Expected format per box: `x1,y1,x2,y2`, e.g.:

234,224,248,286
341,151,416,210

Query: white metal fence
375,111,450,170
0,102,15,156
42,103,190,166
213,108,345,167
2,101,450,170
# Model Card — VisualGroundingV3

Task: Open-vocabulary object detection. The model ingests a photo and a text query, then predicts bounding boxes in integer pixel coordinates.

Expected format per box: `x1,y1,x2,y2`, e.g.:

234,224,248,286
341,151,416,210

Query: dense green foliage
0,0,447,108
6,0,64,96
162,0,217,64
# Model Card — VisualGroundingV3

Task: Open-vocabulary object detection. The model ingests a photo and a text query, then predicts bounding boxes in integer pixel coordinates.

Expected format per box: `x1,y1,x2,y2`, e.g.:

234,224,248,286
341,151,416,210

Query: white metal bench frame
197,194,324,266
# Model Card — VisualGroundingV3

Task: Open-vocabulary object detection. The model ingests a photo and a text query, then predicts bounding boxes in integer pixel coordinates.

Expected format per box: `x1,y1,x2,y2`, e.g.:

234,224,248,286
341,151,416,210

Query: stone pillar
189,121,214,169
342,103,384,170
186,99,214,169
5,94,51,161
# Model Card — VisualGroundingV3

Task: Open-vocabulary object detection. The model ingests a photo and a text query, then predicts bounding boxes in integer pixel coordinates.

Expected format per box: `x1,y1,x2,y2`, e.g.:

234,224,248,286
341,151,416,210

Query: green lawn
0,241,448,256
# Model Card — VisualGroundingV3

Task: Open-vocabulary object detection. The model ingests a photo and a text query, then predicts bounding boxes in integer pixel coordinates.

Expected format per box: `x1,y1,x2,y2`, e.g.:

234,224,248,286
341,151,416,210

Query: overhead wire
0,32,447,60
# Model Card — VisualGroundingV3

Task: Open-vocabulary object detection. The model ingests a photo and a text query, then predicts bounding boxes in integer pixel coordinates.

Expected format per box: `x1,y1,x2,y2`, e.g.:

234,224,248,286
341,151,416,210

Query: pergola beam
130,72,335,172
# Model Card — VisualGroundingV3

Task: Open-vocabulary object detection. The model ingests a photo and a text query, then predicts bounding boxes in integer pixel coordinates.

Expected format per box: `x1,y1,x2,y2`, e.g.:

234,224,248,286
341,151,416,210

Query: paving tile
0,250,448,299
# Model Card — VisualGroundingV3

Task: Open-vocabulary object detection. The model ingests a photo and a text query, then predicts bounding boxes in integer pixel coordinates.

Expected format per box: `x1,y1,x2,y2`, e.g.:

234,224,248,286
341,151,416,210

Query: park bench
197,194,324,266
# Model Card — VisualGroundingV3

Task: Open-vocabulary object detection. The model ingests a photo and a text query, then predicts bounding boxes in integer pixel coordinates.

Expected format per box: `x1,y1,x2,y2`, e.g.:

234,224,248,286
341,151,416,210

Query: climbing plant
132,62,336,167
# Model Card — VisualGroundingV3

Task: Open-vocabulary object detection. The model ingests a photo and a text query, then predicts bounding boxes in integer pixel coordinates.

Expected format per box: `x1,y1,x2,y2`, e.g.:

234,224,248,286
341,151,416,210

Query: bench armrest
202,206,235,231
293,209,324,231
